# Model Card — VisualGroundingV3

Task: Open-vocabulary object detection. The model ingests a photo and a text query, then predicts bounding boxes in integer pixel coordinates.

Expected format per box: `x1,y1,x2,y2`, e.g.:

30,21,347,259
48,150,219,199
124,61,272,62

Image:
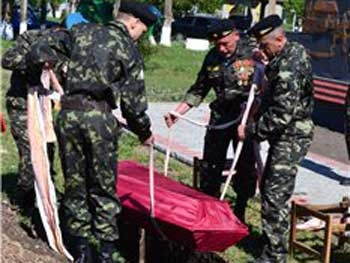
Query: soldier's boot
18,189,39,238
70,237,92,263
97,240,126,263
234,196,248,224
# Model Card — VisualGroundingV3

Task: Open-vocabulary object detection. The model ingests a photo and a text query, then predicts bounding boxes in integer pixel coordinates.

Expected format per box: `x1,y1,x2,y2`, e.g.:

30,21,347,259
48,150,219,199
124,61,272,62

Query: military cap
248,15,283,39
119,1,159,27
207,19,236,40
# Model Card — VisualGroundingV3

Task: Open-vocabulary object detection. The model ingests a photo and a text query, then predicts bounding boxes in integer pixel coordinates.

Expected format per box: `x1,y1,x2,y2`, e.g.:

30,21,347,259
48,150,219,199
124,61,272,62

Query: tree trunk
160,0,173,47
50,2,56,18
20,0,27,34
40,0,47,25
69,0,79,13
268,0,276,15
1,0,12,22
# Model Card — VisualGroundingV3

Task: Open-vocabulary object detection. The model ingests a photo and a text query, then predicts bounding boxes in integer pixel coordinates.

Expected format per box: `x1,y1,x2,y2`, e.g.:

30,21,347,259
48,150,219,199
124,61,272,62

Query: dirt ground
1,200,67,263
1,125,349,263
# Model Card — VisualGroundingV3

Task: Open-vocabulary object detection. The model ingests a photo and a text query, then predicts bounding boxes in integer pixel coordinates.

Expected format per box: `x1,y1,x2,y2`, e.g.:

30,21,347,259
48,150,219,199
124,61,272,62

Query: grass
144,42,216,102
1,40,349,263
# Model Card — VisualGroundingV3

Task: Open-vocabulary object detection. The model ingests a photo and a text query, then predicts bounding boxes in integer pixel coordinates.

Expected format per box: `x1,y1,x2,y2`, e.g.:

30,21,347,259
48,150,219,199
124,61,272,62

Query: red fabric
117,161,249,252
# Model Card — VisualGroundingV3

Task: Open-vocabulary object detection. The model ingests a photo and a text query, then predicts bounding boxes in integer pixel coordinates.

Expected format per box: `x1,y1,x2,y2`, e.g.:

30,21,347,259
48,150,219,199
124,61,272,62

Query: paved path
120,102,350,205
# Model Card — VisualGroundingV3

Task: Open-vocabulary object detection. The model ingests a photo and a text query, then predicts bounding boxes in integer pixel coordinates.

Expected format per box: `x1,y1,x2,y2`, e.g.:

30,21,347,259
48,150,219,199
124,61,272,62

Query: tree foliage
283,0,305,18
148,0,224,16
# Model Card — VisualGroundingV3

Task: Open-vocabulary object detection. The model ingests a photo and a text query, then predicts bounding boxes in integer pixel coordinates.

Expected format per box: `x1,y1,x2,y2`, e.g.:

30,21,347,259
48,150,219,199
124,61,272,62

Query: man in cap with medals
238,15,314,263
165,19,260,224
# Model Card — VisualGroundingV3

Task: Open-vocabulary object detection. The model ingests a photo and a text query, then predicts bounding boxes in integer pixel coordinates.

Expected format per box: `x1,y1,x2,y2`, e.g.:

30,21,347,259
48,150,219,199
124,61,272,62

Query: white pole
20,0,28,34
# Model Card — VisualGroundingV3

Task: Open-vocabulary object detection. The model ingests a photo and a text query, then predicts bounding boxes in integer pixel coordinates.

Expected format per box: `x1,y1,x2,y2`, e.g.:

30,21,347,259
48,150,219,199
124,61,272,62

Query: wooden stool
289,196,350,263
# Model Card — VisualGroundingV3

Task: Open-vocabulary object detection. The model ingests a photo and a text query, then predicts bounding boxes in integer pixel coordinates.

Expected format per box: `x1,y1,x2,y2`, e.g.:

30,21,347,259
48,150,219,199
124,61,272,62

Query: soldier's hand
164,112,178,128
237,124,246,140
143,135,155,146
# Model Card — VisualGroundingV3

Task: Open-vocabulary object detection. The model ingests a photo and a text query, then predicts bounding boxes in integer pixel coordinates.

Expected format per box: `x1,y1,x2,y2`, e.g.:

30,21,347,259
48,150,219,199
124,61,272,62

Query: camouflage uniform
247,41,314,263
1,29,60,214
345,87,350,159
27,21,152,259
183,39,258,222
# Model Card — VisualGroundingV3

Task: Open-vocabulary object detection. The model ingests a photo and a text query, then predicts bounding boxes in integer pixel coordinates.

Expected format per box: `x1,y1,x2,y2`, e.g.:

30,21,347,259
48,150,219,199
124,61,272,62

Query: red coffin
117,161,249,252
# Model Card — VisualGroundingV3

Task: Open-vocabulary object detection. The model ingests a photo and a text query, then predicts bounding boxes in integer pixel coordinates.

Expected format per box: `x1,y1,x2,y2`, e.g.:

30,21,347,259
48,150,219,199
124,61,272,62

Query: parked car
11,5,59,37
229,13,252,31
171,13,252,41
171,15,221,40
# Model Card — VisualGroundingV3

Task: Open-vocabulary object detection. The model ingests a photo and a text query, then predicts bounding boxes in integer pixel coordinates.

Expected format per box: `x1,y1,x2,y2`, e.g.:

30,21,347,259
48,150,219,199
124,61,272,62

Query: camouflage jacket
26,21,152,142
247,41,314,142
183,38,258,122
2,28,67,104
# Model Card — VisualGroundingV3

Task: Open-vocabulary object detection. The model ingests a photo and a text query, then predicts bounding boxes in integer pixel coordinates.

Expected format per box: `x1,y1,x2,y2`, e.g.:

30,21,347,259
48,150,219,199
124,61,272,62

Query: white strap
220,84,257,200
169,111,207,127
164,128,173,177
169,110,242,130
149,145,155,218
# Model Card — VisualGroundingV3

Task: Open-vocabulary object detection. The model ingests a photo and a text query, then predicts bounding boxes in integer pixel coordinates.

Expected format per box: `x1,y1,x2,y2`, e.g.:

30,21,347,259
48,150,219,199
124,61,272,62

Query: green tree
148,0,224,16
283,0,304,17
282,0,305,29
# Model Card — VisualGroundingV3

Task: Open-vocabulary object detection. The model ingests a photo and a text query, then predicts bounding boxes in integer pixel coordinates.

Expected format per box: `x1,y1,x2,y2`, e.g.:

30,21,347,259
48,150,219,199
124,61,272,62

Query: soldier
164,19,260,223
238,15,314,263
1,26,69,237
26,1,156,262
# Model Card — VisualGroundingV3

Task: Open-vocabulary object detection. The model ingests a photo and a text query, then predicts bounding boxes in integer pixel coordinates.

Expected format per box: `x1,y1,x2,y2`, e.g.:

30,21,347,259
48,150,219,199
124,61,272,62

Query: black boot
97,240,126,263
68,237,92,263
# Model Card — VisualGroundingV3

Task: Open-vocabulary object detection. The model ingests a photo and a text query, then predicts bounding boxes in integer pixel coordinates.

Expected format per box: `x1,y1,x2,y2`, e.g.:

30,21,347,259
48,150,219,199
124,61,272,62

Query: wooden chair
289,196,350,263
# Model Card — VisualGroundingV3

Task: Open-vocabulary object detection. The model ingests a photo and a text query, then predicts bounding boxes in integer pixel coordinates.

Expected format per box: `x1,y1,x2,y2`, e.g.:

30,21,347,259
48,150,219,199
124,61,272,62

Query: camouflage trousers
260,137,312,263
199,122,257,222
6,96,57,213
6,97,36,212
57,109,121,242
6,97,35,193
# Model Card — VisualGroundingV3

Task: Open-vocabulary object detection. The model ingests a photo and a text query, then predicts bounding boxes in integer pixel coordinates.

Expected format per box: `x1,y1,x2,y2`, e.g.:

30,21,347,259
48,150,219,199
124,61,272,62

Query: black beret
248,15,283,39
119,1,158,27
207,19,236,40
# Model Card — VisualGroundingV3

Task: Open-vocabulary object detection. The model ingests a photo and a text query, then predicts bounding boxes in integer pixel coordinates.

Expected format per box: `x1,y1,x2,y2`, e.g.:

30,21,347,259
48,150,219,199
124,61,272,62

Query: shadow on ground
119,221,228,263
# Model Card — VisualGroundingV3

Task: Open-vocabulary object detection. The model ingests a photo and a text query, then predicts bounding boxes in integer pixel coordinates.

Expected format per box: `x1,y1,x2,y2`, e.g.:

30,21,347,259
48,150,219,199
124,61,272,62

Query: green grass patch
144,42,215,102
0,39,14,53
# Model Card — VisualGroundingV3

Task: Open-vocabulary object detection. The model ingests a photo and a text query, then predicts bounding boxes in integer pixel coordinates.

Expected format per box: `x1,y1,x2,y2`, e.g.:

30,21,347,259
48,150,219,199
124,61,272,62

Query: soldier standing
164,19,260,223
26,1,157,262
1,26,69,237
238,15,314,263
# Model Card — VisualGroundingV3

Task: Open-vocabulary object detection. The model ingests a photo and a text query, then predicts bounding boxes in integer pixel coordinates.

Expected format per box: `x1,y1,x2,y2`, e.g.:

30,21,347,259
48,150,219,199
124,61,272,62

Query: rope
164,128,173,177
169,110,242,130
163,109,243,176
220,84,257,200
149,145,155,218
148,145,167,240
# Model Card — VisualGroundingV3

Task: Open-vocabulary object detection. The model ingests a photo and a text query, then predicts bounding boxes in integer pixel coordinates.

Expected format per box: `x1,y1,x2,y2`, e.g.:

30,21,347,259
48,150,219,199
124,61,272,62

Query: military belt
61,97,111,113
